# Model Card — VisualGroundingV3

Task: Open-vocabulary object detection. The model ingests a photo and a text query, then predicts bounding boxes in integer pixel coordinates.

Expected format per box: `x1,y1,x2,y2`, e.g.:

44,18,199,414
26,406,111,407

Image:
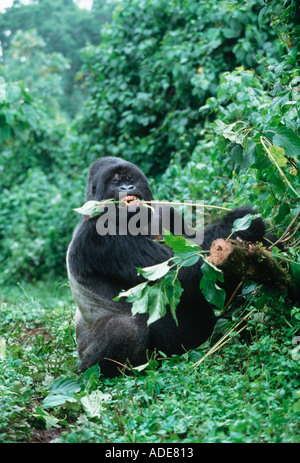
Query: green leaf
132,361,149,372
290,256,300,299
80,390,110,418
179,253,201,267
21,104,38,128
231,213,259,234
269,145,288,167
5,84,21,103
273,127,300,158
242,142,256,169
0,337,6,359
199,276,226,310
42,393,77,408
137,261,170,281
121,268,183,325
0,77,6,101
164,233,201,267
49,377,81,395
214,120,245,145
114,281,148,303
164,272,183,325
223,27,241,39
42,377,81,408
164,233,201,255
201,260,224,283
275,203,290,223
258,4,269,29
116,281,151,318
252,149,272,170
34,406,61,430
74,200,105,216
200,259,225,309
267,169,285,194
147,284,167,325
293,398,300,413
131,286,150,316
230,143,243,164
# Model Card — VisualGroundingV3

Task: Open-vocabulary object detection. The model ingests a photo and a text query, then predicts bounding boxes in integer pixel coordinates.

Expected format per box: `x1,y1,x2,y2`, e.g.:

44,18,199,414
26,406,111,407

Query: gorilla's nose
119,185,135,191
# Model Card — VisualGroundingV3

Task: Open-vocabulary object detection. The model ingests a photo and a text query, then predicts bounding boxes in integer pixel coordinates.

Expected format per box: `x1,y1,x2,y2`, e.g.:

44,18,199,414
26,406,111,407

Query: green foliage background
0,0,299,444
1,0,299,286
78,0,279,174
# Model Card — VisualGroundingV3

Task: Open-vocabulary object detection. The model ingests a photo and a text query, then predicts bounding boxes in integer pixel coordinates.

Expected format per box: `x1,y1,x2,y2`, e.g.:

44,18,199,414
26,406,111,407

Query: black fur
67,157,268,376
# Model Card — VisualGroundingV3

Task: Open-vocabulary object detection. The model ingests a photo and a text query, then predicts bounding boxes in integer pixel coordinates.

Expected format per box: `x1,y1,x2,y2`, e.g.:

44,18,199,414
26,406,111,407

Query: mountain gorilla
67,156,267,376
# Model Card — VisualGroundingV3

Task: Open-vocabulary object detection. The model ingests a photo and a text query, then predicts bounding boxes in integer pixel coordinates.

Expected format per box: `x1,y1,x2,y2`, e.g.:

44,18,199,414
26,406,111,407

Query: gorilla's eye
112,174,121,184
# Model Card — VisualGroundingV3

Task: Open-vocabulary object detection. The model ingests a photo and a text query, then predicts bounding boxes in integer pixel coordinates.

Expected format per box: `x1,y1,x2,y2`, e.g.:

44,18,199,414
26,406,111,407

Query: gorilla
67,156,268,376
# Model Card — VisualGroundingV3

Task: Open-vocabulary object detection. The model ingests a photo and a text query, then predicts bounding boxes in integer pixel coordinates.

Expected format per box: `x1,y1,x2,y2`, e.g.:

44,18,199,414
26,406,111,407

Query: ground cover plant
0,0,299,444
0,281,299,443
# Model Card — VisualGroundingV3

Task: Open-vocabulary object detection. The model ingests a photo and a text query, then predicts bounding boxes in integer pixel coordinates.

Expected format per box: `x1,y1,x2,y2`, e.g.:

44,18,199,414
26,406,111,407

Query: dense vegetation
0,0,299,444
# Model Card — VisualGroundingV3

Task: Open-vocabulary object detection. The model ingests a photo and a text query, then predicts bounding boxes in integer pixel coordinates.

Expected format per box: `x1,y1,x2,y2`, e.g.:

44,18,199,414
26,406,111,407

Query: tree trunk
208,239,292,293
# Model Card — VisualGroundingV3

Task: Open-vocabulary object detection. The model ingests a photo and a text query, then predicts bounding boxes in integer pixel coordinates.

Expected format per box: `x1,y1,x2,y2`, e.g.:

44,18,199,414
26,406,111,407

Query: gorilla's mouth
119,195,142,207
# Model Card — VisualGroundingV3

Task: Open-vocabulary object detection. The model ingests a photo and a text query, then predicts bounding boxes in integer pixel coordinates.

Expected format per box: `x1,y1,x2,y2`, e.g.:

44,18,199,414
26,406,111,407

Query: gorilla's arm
67,213,211,375
68,218,208,312
68,207,267,301
201,207,265,250
68,217,173,287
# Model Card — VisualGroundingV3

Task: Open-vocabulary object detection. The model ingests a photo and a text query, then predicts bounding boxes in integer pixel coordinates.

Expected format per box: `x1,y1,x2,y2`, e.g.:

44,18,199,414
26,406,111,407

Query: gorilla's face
86,157,154,206
104,169,148,206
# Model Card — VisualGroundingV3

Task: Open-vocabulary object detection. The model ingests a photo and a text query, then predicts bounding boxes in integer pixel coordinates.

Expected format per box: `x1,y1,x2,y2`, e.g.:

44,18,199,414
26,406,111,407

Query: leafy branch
74,198,231,217
114,234,202,326
115,215,263,325
260,136,300,199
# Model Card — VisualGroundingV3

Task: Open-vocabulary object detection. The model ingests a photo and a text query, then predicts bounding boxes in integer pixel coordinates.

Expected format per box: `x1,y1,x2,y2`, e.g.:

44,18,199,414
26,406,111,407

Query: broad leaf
200,259,225,309
49,377,81,395
201,260,224,283
5,84,21,103
42,393,77,408
164,233,201,267
42,376,81,409
147,284,167,325
231,213,259,234
273,127,300,158
269,145,287,167
0,337,6,359
179,253,201,267
214,120,246,145
131,286,150,316
164,271,183,325
74,200,106,216
0,77,6,102
34,406,60,430
242,142,256,169
164,233,201,255
114,281,148,303
81,391,110,418
137,261,170,281
200,276,226,310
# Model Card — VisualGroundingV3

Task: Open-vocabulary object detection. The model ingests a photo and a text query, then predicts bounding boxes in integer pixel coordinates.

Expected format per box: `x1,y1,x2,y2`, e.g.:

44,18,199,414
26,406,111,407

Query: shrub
77,0,278,176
